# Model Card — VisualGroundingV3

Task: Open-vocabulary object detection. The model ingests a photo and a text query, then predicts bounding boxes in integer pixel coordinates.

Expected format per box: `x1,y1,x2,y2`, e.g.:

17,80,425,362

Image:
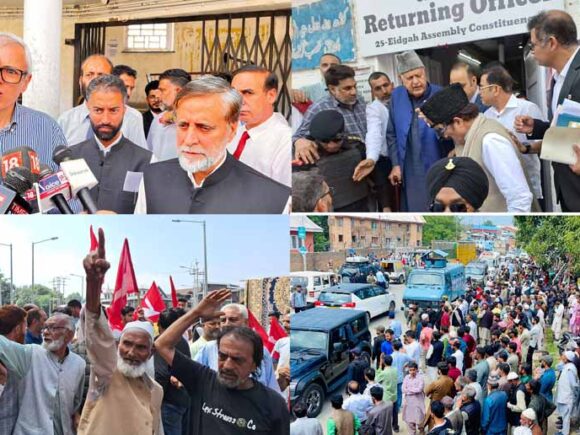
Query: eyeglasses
429,202,468,213
527,38,549,52
315,134,346,147
41,325,68,333
0,66,28,84
479,84,498,92
434,124,448,139
318,186,334,201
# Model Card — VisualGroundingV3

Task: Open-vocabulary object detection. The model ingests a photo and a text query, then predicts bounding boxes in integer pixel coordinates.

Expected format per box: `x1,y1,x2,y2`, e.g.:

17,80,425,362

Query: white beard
116,351,147,378
43,337,64,352
178,149,225,174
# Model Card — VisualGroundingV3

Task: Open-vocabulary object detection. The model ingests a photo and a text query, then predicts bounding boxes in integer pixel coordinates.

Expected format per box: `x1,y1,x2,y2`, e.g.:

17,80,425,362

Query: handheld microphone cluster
0,147,39,214
53,145,98,214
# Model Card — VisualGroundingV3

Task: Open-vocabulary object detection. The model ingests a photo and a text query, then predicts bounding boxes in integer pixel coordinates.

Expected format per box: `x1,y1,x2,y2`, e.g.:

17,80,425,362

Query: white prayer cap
522,408,536,421
122,321,155,341
564,351,576,362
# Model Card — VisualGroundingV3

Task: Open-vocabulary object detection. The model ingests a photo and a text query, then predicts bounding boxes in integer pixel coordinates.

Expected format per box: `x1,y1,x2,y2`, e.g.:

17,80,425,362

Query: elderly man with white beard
77,228,163,435
0,312,86,435
134,75,290,214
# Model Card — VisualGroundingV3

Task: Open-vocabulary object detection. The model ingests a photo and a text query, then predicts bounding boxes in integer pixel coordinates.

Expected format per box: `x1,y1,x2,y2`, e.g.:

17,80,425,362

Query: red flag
106,238,139,332
268,315,288,357
169,276,178,308
248,309,273,352
139,281,166,323
89,225,99,251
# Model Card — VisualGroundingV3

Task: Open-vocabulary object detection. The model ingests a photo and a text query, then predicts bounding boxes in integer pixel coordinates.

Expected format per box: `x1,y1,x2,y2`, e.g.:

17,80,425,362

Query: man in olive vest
420,84,533,212
69,74,153,214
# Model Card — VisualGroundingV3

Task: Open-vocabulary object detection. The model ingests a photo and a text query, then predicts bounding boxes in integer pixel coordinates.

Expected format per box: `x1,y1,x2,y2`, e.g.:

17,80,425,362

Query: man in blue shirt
482,373,508,435
538,354,556,402
24,308,46,345
391,340,413,431
0,33,68,171
290,285,307,313
380,329,394,356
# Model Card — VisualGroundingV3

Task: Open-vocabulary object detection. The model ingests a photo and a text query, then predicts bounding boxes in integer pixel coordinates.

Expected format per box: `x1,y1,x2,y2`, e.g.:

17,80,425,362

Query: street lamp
0,242,13,304
172,219,208,297
32,237,59,290
70,273,85,301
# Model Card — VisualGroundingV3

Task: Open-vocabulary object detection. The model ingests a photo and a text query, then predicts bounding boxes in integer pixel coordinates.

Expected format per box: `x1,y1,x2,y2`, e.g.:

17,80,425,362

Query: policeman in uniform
297,110,372,212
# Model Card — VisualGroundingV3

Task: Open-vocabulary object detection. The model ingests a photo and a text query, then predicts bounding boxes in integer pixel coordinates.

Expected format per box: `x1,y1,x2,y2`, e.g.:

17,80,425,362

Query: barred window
125,23,174,52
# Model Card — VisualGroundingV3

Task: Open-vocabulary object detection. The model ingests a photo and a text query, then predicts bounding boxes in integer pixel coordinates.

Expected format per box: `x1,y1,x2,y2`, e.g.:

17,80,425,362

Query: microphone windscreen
4,166,34,194
53,145,72,166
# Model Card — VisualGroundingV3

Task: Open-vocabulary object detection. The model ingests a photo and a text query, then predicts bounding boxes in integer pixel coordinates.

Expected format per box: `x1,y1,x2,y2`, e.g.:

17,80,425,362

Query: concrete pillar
22,0,63,118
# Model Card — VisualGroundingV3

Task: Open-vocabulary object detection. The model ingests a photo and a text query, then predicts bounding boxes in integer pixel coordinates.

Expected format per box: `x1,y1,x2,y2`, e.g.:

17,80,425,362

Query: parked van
465,261,488,285
381,260,406,284
402,258,465,314
339,256,377,283
290,271,339,302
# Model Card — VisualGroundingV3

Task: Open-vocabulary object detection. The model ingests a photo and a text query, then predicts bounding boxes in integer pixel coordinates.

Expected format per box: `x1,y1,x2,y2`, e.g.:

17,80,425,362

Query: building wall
0,0,289,115
328,216,423,251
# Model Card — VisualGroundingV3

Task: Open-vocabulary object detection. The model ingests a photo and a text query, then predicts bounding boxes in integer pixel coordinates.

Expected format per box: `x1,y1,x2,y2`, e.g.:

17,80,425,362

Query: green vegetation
309,215,329,252
422,216,462,246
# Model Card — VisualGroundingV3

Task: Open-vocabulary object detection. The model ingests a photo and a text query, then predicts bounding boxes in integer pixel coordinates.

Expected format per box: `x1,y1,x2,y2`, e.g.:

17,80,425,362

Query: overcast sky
0,215,290,296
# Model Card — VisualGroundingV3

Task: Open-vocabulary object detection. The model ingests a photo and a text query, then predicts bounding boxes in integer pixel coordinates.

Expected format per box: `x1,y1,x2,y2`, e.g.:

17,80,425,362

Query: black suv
290,308,372,417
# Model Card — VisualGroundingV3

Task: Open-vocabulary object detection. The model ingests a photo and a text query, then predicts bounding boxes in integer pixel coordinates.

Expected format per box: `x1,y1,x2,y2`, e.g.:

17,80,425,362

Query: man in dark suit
450,62,489,113
514,10,580,211
135,75,290,214
71,74,153,214
142,80,162,139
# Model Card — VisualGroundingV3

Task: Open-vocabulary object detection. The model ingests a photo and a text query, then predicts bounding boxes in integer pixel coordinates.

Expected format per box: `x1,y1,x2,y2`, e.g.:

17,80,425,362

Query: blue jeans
393,382,402,429
161,402,188,435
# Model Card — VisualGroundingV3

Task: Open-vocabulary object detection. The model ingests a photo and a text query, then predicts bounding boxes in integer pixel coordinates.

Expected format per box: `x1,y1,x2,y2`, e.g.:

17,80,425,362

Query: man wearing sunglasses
420,84,533,212
0,33,68,171
426,156,489,213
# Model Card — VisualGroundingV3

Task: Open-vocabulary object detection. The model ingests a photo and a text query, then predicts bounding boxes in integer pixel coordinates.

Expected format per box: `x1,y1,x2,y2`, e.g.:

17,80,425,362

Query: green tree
515,216,580,275
0,272,13,305
423,216,460,246
66,292,84,303
308,215,329,252
482,219,495,227
14,284,58,313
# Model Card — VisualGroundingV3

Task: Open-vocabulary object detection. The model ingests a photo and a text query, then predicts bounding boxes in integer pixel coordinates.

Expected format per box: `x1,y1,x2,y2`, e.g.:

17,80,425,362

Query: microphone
52,145,98,214
25,170,74,214
1,146,41,182
2,167,34,214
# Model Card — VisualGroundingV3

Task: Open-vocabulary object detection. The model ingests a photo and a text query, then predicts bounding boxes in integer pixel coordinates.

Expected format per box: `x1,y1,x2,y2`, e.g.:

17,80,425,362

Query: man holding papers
514,10,580,211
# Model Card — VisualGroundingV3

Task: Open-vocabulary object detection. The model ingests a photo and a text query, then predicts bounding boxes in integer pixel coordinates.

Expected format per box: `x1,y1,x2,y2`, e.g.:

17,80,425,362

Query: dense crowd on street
290,256,580,435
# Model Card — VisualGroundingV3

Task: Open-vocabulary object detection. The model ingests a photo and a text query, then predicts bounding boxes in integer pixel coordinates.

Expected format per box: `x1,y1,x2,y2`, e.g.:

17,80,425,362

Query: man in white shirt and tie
229,65,291,186
147,68,191,161
58,54,147,150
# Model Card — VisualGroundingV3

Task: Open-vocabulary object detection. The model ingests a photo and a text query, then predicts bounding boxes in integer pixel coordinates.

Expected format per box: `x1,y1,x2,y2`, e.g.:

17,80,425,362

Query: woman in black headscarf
426,157,489,212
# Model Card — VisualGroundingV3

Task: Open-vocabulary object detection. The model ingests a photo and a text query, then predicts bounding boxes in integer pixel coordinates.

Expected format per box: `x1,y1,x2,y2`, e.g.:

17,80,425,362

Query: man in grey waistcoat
69,74,153,214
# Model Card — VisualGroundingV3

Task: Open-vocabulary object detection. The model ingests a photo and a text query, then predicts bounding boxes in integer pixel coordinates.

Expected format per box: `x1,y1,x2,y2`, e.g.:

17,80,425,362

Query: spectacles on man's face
429,201,468,213
433,124,449,139
315,133,346,147
479,84,498,92
0,66,28,84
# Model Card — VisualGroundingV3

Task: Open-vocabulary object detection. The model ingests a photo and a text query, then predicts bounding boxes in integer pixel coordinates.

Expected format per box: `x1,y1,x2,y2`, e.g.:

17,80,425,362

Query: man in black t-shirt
156,289,290,435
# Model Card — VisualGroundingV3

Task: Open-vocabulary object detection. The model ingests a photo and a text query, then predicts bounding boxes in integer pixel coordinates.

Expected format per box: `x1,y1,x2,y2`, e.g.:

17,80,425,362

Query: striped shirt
292,94,367,143
0,103,67,171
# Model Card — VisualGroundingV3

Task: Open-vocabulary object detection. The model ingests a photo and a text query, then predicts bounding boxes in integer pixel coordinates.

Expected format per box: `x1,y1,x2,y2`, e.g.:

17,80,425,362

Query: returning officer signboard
355,0,565,58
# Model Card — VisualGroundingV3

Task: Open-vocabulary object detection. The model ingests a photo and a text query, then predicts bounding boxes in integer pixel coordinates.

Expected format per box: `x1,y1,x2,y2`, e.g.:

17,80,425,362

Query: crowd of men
290,256,580,435
291,9,580,213
0,32,290,214
0,229,290,434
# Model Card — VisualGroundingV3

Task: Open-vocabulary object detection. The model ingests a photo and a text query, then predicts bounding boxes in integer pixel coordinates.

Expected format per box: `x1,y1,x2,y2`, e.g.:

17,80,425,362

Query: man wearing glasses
514,10,580,211
0,33,68,171
420,83,533,212
0,313,85,434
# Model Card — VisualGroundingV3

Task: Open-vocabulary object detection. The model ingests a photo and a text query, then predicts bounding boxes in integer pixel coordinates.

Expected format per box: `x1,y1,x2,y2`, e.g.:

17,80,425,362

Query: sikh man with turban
426,156,489,212
420,83,533,212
